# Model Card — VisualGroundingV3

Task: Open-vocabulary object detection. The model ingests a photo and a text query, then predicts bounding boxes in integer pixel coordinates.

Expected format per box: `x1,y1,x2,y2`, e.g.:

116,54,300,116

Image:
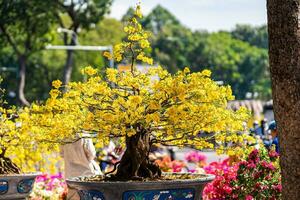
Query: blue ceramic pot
0,173,39,200
67,173,215,200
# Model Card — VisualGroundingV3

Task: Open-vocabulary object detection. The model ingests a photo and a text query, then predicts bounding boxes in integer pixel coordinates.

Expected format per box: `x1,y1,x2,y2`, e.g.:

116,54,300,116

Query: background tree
0,0,56,105
121,7,135,23
55,0,112,85
231,24,268,49
137,5,271,99
0,3,271,104
141,5,180,35
267,0,300,198
201,32,270,99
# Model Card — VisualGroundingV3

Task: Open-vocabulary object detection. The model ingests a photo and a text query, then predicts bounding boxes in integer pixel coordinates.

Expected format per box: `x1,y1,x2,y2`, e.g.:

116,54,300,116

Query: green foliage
231,24,268,49
201,32,271,99
140,6,270,99
0,0,56,55
75,18,125,75
56,0,113,30
141,5,180,34
0,3,271,103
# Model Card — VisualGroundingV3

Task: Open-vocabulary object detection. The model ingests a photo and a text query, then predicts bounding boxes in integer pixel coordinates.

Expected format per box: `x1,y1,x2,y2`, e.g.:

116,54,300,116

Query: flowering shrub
185,150,207,167
23,5,252,181
155,156,186,172
0,78,61,175
29,173,67,200
203,148,281,200
203,158,239,199
233,148,281,199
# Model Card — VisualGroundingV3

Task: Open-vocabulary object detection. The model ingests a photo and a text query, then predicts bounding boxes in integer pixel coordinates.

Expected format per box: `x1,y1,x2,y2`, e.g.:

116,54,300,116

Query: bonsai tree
0,78,26,174
0,77,61,175
26,6,252,181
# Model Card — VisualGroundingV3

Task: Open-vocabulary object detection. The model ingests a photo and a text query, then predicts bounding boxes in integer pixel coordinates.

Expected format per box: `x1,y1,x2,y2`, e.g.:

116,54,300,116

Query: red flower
272,184,282,192
246,162,256,169
223,185,232,194
269,150,279,159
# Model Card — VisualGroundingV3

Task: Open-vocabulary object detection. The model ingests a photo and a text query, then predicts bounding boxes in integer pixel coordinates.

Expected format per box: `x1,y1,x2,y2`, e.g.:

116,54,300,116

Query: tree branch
0,24,21,56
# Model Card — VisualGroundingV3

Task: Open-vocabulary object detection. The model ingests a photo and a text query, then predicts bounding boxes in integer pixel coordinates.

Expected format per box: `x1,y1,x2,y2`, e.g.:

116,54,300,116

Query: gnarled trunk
0,149,20,175
111,131,161,181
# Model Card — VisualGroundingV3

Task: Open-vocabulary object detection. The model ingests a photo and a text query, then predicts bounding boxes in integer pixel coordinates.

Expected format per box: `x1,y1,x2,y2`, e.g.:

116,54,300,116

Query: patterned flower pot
67,173,215,200
0,173,39,200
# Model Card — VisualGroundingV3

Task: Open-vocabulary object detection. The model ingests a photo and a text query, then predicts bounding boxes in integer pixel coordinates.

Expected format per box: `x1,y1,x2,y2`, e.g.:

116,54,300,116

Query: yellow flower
103,51,112,60
140,40,150,49
49,89,60,99
183,67,190,74
201,69,212,77
52,80,62,89
135,5,143,18
81,66,97,76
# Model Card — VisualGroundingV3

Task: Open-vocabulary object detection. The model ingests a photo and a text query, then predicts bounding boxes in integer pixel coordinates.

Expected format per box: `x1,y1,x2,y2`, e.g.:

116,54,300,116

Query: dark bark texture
109,131,161,181
0,150,20,174
267,0,300,198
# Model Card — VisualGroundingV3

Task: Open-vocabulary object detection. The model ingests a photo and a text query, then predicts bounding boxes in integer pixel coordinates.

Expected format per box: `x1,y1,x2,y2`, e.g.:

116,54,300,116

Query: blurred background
0,0,271,120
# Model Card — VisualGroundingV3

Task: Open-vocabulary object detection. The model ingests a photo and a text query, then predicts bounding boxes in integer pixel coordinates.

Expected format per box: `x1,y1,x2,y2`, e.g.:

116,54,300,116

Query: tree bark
109,131,161,181
0,149,21,174
18,55,30,106
267,0,300,198
62,32,77,85
63,49,74,85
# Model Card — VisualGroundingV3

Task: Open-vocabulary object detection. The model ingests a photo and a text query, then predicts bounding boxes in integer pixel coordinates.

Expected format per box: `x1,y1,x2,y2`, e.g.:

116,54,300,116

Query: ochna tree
26,6,252,181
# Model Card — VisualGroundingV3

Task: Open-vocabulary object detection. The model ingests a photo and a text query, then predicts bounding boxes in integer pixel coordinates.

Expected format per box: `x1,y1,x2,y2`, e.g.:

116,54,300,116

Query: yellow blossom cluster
0,5,254,174
26,65,251,153
23,5,253,156
103,4,153,66
0,98,61,174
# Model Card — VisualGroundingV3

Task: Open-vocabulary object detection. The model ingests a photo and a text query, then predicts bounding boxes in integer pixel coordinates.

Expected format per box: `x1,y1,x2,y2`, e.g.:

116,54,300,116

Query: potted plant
27,5,252,199
0,79,40,200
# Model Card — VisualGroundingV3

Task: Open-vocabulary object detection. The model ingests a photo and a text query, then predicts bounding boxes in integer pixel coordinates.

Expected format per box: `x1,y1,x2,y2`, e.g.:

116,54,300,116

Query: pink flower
223,185,232,194
246,162,256,169
261,160,275,171
248,149,260,163
185,151,207,163
246,195,254,200
272,184,282,192
269,150,279,158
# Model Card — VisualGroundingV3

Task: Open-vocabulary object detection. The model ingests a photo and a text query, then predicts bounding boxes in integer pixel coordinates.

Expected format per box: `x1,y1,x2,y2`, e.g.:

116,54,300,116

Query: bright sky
109,0,267,32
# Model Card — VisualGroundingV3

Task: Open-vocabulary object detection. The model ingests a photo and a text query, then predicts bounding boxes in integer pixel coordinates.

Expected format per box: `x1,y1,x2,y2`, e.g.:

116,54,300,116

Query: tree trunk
17,55,29,106
267,0,300,198
0,149,20,174
109,131,161,181
63,49,74,85
62,33,77,85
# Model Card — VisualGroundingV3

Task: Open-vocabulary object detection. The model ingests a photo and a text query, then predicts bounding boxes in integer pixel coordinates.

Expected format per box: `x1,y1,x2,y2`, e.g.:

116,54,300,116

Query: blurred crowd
250,119,279,153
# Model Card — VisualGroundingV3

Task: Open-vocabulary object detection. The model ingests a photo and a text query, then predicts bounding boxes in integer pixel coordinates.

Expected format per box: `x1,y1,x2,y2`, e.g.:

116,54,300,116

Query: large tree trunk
110,130,161,181
267,0,300,198
17,55,29,106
